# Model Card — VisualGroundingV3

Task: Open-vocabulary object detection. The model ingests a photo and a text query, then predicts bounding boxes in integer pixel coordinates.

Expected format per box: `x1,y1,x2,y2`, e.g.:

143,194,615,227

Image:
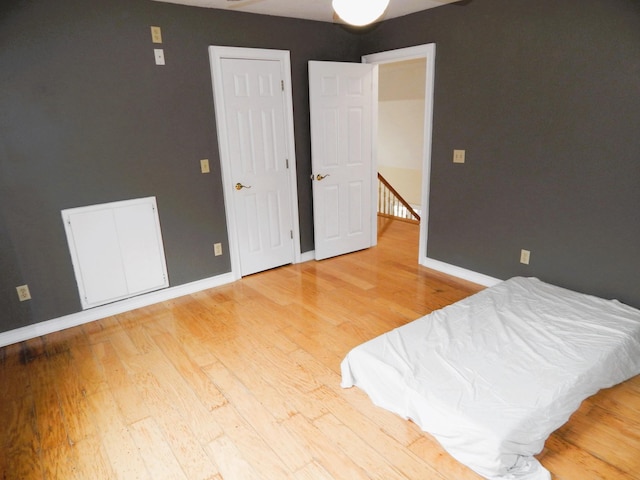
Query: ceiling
151,0,460,24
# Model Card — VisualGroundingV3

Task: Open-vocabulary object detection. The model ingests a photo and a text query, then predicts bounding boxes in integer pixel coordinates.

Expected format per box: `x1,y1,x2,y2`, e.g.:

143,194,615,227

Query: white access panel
62,197,169,309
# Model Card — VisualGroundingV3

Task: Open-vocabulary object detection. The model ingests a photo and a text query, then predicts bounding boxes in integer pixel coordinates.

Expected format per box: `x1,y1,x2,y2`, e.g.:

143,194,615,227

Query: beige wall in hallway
377,58,426,207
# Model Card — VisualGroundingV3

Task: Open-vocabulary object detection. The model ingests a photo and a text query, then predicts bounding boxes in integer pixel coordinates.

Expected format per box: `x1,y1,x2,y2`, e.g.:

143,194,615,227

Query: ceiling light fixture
332,0,390,26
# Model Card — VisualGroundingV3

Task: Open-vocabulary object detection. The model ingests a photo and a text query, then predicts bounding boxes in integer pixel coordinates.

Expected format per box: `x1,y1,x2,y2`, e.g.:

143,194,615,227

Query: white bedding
340,277,640,479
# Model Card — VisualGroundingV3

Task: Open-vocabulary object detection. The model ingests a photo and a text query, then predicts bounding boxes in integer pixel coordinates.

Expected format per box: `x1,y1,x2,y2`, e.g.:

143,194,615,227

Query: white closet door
219,57,295,276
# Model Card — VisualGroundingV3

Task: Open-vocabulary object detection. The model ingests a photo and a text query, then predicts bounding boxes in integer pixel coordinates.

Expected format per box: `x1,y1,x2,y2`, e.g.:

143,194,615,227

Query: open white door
309,61,377,260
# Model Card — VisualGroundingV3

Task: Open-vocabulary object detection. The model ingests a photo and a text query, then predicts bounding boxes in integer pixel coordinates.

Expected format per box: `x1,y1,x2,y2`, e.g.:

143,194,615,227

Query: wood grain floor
1,218,639,479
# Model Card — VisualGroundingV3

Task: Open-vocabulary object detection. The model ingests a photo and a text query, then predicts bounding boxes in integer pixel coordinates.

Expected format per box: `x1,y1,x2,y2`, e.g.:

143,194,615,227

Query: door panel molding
209,46,301,279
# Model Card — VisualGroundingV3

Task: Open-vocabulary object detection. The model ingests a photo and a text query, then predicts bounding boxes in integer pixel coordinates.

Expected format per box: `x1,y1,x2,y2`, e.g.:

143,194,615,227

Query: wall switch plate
16,285,31,301
154,49,165,66
200,159,210,174
453,149,466,164
520,249,531,265
150,26,162,44
214,243,223,256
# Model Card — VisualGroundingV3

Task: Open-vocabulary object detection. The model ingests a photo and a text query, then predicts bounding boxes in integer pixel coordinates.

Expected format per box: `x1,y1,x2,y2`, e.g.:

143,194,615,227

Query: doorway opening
363,44,436,265
378,58,426,222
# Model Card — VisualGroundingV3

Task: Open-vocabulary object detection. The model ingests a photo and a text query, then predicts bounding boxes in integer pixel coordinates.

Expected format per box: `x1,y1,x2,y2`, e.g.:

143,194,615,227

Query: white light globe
332,0,390,26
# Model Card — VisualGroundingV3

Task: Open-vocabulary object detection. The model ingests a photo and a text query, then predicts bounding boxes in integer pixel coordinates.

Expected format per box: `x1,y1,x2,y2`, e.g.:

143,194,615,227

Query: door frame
209,46,301,280
362,43,436,265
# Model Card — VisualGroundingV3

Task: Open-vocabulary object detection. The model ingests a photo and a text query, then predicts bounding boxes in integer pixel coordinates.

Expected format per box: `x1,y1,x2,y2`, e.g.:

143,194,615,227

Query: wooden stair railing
377,172,421,223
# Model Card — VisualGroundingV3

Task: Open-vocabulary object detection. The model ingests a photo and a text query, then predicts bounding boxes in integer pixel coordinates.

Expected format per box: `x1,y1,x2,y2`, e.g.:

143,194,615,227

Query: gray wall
360,0,640,308
0,0,360,331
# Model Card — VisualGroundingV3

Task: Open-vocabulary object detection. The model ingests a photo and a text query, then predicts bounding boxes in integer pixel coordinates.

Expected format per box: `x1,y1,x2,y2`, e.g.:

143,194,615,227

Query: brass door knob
235,183,252,190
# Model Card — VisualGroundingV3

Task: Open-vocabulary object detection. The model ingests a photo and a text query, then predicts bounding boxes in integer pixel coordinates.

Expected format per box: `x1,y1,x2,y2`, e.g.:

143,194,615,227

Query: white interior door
218,56,296,276
309,61,377,261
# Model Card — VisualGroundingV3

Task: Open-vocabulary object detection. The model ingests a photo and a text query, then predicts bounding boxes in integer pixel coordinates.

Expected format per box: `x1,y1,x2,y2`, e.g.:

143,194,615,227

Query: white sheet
341,277,640,479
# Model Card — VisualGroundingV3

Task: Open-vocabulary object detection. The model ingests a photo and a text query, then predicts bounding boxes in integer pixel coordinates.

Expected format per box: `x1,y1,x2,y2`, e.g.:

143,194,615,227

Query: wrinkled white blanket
341,277,640,479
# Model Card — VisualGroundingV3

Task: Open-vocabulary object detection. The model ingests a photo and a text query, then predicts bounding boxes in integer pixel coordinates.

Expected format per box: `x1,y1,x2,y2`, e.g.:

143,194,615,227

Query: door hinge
281,80,284,91
290,230,293,239
285,158,289,169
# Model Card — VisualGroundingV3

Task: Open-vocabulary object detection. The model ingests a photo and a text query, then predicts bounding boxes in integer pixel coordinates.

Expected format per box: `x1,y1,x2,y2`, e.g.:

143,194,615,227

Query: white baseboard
421,257,502,287
0,272,236,348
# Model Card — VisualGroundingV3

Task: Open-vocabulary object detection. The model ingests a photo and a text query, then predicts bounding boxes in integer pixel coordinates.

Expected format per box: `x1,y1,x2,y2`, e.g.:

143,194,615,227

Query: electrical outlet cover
154,49,165,66
16,284,31,301
150,26,162,44
453,149,466,164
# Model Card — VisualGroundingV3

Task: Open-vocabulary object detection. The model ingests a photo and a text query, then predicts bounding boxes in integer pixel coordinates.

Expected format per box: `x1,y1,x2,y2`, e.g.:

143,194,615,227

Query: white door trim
209,46,301,280
362,43,436,266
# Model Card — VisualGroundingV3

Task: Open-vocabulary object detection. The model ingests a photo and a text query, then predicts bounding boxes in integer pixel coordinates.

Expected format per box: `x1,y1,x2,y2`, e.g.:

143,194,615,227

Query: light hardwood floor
1,218,639,479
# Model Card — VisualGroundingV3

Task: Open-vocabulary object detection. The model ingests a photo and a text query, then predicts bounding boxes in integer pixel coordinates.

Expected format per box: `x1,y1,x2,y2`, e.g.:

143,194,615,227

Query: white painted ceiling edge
150,0,459,23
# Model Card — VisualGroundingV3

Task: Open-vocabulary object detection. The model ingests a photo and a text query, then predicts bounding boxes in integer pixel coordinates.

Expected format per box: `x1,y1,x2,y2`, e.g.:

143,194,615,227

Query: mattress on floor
341,276,640,480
